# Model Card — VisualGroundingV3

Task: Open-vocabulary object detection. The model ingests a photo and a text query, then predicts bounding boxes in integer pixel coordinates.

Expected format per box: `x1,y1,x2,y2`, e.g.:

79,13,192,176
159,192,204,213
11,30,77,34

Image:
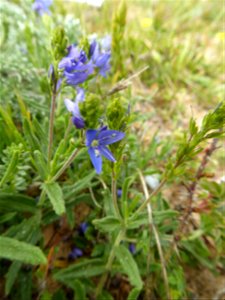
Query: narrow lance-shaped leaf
115,244,143,290
0,150,19,187
42,182,65,215
0,236,47,265
54,259,106,284
33,150,48,180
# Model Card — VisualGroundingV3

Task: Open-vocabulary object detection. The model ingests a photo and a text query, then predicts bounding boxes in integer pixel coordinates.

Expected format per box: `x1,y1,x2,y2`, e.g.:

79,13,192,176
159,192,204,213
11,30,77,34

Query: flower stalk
47,81,57,164
95,229,125,298
112,166,122,221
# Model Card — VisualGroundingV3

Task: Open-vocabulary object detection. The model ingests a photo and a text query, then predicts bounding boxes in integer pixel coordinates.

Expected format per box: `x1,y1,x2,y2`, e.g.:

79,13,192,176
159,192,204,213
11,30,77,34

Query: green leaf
127,287,142,300
115,245,143,289
5,261,22,295
63,171,96,198
0,212,17,224
0,150,19,187
43,182,65,215
0,193,37,213
0,236,47,265
54,259,105,283
33,150,48,180
23,118,40,151
73,280,86,300
92,216,121,233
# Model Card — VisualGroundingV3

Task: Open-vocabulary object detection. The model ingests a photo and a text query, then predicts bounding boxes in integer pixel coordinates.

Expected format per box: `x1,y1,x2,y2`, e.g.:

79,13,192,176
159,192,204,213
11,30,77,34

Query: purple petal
67,45,80,59
99,145,116,162
95,53,111,69
88,147,102,174
91,43,101,62
64,71,89,86
56,78,62,91
98,130,125,145
129,243,136,254
117,189,122,198
75,87,85,102
72,116,85,129
86,130,98,146
64,98,76,114
89,40,97,57
59,57,73,70
101,35,111,51
79,222,88,235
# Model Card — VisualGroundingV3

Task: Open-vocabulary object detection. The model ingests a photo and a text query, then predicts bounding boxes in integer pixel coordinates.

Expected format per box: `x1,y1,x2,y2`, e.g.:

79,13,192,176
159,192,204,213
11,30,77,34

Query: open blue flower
32,0,52,15
86,127,125,174
64,88,85,129
59,45,94,87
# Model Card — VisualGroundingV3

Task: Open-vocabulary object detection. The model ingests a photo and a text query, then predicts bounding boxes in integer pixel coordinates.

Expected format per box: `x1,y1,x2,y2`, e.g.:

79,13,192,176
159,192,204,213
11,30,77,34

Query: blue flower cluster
60,37,125,174
32,0,53,16
61,38,111,130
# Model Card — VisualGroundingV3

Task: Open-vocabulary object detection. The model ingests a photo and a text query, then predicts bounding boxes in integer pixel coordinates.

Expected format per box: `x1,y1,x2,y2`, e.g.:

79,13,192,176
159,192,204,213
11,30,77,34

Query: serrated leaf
43,182,65,215
0,236,46,265
93,216,121,233
115,245,143,289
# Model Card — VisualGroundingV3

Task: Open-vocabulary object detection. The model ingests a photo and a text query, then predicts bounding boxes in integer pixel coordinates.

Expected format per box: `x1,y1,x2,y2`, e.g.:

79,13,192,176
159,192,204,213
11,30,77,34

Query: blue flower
64,88,85,129
129,243,136,254
32,0,52,15
68,247,83,260
79,222,88,235
59,45,94,87
117,189,122,198
89,37,111,77
86,127,125,174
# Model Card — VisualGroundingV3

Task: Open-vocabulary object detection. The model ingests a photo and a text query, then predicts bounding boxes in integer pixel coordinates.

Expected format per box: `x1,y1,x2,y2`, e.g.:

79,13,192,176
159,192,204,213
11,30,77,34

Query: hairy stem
112,167,122,220
47,83,57,163
38,148,81,207
95,229,125,298
51,148,80,182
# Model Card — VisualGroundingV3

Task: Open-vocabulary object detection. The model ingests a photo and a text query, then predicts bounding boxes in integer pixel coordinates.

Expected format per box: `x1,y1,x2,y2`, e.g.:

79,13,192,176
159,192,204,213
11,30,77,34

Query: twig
138,169,171,300
174,138,218,242
106,66,149,96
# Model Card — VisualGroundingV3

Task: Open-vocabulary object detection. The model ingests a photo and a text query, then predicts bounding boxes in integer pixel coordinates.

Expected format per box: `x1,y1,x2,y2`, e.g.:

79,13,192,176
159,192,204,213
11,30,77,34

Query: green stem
47,83,57,164
38,148,81,207
95,229,125,298
51,148,81,182
112,167,122,220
